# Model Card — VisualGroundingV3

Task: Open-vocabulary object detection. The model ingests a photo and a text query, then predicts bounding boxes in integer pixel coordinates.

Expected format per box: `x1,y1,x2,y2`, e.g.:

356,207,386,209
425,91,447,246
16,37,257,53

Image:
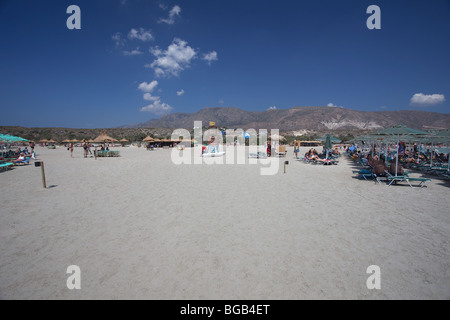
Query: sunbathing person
389,162,404,176
13,153,26,163
305,150,326,162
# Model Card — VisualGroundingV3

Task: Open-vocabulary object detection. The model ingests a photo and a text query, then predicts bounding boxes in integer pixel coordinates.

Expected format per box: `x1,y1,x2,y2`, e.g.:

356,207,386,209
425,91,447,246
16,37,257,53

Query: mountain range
126,106,450,131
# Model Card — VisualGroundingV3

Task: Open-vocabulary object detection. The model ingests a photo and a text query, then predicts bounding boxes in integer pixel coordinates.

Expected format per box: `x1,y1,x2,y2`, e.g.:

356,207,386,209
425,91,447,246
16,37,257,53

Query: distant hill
125,106,450,131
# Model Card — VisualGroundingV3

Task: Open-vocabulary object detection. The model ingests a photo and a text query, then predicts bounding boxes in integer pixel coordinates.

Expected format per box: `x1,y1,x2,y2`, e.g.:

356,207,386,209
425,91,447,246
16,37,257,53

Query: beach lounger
386,175,431,188
353,169,376,180
0,162,14,171
384,170,431,188
13,157,30,166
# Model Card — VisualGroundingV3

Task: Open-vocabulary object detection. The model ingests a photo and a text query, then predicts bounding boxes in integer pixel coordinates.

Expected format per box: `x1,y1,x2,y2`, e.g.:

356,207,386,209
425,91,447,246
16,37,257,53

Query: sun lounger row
350,154,431,188
96,150,120,157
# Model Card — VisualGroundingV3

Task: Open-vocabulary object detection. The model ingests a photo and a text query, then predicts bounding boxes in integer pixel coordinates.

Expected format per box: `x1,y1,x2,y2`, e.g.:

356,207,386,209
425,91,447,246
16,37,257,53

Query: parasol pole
430,142,433,168
395,136,399,177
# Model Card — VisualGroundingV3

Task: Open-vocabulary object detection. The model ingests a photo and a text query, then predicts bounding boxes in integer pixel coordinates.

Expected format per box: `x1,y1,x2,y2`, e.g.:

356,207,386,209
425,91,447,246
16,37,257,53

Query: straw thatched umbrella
93,130,118,143
142,135,154,142
120,138,129,147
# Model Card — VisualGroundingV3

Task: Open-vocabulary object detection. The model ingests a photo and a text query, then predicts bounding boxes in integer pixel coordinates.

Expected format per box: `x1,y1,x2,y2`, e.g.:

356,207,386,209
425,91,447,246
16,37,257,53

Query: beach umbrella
324,134,332,159
372,124,431,176
1,134,29,143
142,135,154,142
318,135,341,143
93,130,118,143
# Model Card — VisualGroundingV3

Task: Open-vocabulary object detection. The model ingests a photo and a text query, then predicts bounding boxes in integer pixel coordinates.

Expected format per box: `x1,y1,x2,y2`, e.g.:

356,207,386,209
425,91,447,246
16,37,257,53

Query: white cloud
141,100,173,115
112,32,125,47
159,5,181,24
177,89,184,96
123,47,143,56
268,106,277,110
138,80,172,115
143,93,159,101
327,102,343,108
147,38,197,77
128,28,154,42
218,99,225,105
203,51,218,65
410,93,446,106
138,80,158,93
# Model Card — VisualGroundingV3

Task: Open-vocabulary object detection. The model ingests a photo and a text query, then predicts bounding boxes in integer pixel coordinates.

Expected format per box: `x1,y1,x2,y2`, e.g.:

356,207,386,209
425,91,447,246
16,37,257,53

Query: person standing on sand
82,140,88,158
69,142,74,157
294,145,299,158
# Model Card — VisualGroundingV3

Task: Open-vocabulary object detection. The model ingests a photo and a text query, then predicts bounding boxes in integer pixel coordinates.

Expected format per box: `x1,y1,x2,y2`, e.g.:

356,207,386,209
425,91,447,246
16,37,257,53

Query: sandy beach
1,145,449,300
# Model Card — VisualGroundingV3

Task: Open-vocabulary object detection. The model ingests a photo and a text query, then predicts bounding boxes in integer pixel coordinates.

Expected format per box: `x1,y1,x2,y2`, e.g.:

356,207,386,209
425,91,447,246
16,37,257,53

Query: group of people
67,141,99,158
304,149,328,162
366,154,404,176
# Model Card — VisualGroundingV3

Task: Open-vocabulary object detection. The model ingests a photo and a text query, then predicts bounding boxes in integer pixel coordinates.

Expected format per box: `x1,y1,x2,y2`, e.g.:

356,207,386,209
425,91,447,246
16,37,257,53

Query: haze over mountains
126,107,450,131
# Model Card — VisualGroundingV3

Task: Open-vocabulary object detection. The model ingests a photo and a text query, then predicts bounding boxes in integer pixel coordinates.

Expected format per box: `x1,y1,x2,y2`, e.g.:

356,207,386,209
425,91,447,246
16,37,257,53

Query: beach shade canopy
373,124,431,176
93,130,118,143
318,135,341,143
120,138,129,142
0,134,29,142
142,135,154,142
374,124,430,137
323,134,333,159
434,129,450,143
324,134,332,148
39,139,49,143
47,139,56,144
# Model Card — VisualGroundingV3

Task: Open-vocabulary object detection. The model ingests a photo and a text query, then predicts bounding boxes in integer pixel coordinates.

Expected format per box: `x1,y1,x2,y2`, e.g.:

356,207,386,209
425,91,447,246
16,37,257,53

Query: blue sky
0,0,449,128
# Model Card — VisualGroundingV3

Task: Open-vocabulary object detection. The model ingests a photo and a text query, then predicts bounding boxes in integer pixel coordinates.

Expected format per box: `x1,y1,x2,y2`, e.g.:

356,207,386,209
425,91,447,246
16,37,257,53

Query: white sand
1,145,449,299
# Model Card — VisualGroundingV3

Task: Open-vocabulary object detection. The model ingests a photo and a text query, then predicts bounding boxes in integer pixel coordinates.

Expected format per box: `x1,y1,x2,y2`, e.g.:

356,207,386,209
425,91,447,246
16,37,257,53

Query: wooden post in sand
41,162,47,188
35,161,47,188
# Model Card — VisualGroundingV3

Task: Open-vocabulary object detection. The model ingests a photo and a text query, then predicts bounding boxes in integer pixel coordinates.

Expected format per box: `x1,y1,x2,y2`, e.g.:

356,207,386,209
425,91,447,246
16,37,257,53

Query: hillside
127,106,450,131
